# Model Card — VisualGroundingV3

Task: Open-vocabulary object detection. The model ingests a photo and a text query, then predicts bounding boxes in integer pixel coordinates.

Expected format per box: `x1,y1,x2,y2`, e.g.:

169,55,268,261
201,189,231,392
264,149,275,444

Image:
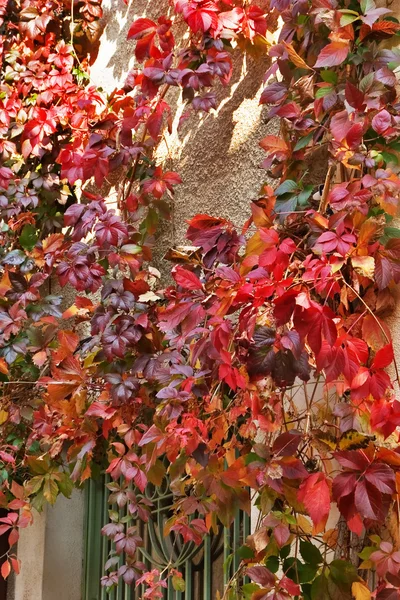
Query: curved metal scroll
83,475,250,600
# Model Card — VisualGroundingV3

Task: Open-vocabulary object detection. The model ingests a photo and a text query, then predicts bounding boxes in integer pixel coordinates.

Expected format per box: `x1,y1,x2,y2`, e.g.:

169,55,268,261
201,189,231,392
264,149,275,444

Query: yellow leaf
352,256,375,279
296,514,313,534
352,581,371,600
0,410,8,425
338,430,375,451
282,41,313,70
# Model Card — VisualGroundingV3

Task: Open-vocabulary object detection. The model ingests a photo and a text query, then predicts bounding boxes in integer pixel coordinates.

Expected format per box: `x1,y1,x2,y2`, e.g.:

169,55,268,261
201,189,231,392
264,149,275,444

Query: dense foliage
2,0,400,598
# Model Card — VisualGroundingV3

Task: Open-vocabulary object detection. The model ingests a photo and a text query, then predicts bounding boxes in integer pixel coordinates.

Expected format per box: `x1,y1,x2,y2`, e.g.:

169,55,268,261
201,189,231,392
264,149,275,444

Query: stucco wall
11,491,85,600
91,0,278,249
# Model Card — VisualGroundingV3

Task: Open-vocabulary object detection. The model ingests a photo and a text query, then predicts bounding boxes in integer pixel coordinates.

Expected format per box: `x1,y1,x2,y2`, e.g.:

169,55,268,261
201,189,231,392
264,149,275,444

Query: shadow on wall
91,0,276,255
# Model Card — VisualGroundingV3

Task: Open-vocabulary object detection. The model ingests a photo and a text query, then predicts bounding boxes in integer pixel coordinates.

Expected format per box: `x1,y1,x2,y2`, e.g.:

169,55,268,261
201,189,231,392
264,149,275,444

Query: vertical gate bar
233,511,240,574
203,535,211,600
242,511,251,585
243,510,250,540
116,503,124,600
83,479,92,600
223,526,230,588
84,478,104,600
185,559,192,600
167,576,173,600
101,476,109,600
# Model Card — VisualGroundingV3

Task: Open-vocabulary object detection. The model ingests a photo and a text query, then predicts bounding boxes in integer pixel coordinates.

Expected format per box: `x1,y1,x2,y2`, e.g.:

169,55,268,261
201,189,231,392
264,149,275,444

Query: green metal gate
83,476,251,600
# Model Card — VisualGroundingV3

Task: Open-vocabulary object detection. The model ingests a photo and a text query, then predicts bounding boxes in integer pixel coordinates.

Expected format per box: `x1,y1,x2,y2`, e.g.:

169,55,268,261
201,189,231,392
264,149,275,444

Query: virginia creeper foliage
1,0,400,598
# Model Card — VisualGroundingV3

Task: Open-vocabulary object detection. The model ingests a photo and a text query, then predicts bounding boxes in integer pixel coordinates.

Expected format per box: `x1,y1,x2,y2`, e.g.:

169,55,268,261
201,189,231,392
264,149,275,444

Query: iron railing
83,475,251,600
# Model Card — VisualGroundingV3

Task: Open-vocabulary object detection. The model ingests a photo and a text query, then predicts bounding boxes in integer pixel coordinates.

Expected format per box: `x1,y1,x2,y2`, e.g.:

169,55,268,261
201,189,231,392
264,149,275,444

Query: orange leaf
282,41,312,70
1,560,11,579
259,135,289,154
57,330,79,354
0,272,12,298
0,358,8,375
32,350,48,368
362,314,391,351
360,20,400,41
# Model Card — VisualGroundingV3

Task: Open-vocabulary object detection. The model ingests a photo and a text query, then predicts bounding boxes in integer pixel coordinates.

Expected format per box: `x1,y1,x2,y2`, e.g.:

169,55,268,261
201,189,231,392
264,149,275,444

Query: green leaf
280,544,291,559
382,151,398,165
381,227,400,244
19,224,38,251
359,72,374,93
315,86,333,99
120,244,142,255
283,557,318,583
242,583,260,600
340,10,360,26
358,546,375,560
300,540,323,566
275,197,298,216
294,132,314,152
265,555,280,573
361,0,375,14
329,560,358,588
321,70,338,84
275,180,298,196
297,185,314,206
237,545,255,559
57,473,73,499
223,553,233,576
172,576,185,592
311,574,329,600
43,477,59,504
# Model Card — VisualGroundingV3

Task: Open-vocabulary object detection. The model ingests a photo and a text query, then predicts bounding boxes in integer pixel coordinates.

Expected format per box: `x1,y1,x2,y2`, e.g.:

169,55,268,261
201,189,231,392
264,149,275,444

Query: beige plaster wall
10,491,85,600
11,508,46,600
41,491,85,600
92,0,278,250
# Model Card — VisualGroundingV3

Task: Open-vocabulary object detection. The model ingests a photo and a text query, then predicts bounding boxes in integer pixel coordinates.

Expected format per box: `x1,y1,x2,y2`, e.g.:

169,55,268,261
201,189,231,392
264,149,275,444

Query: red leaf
8,529,19,547
314,42,349,68
372,109,392,135
345,82,365,110
364,463,396,494
372,343,394,370
354,479,382,520
298,473,331,533
1,560,10,579
332,472,358,500
335,450,370,472
375,253,392,290
274,523,290,548
127,18,157,39
247,565,275,586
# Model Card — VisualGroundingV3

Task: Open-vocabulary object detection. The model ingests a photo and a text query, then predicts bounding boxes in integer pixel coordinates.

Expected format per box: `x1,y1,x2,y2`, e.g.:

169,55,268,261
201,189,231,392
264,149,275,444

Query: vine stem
122,84,171,206
342,278,400,387
318,163,337,213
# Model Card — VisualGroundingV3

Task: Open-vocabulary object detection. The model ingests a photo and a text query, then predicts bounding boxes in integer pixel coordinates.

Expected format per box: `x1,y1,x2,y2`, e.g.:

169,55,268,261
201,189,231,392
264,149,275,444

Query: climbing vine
1,0,400,599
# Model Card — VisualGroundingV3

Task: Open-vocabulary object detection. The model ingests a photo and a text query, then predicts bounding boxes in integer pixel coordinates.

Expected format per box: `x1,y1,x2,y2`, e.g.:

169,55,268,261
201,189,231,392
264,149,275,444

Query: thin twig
318,164,337,213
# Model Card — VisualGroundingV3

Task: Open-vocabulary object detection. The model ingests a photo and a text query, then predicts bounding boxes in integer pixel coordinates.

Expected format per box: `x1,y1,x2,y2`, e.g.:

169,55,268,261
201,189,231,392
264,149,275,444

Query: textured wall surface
11,508,46,600
11,492,85,600
92,0,277,251
41,492,85,600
